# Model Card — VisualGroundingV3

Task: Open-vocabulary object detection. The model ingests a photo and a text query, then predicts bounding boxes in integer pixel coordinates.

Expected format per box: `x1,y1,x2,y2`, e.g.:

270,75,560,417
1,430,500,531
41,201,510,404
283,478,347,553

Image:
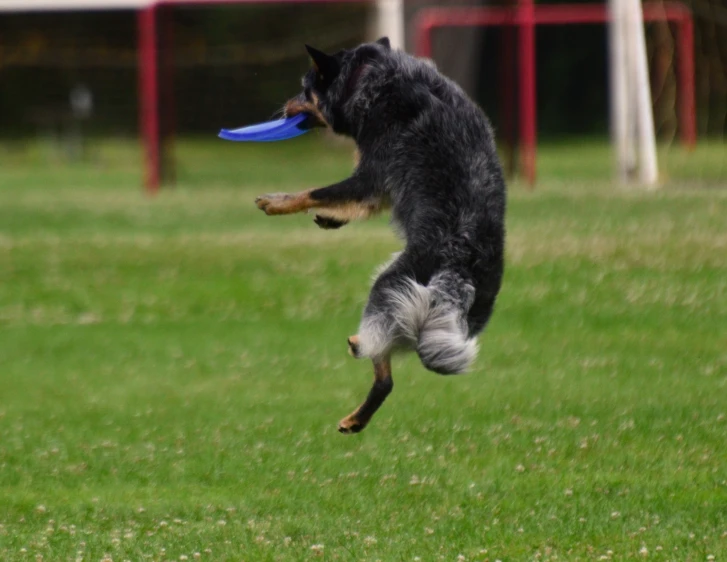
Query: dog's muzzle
284,93,328,128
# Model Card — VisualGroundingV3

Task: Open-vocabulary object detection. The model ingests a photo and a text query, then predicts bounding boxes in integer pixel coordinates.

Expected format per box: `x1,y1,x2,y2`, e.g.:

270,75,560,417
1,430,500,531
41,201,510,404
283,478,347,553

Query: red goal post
413,1,696,187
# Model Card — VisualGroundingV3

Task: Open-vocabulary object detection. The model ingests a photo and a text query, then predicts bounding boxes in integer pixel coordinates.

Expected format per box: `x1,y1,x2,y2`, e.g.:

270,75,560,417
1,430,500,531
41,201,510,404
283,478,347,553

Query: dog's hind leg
338,354,392,434
338,254,414,433
347,335,361,358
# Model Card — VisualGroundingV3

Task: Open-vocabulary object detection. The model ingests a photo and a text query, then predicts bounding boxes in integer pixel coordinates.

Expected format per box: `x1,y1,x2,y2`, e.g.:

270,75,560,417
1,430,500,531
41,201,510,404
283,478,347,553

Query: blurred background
0,0,724,187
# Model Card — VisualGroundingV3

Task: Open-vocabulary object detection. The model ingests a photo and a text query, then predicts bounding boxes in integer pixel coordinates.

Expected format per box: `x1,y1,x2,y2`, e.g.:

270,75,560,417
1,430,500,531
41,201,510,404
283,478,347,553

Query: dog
255,37,506,434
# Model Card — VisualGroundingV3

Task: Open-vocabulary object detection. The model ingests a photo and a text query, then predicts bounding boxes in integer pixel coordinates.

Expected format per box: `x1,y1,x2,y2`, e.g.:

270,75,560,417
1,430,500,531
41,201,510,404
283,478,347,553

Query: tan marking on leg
338,355,392,434
347,335,360,358
255,190,315,215
353,148,361,167
313,199,387,223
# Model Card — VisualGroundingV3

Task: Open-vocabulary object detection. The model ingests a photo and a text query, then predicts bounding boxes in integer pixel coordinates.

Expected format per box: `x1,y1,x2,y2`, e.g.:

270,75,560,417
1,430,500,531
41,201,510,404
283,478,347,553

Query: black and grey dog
255,37,506,434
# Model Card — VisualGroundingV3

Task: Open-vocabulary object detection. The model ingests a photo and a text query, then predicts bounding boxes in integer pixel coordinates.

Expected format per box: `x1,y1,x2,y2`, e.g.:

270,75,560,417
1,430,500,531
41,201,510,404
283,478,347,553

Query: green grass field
1,138,726,561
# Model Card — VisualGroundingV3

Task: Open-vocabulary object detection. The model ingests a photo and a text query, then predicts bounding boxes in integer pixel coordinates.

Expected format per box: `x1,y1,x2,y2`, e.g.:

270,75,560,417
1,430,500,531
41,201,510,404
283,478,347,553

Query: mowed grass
0,137,726,561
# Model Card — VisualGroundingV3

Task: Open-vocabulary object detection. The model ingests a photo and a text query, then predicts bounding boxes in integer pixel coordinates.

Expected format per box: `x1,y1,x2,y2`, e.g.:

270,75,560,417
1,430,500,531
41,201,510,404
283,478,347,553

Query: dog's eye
314,74,328,91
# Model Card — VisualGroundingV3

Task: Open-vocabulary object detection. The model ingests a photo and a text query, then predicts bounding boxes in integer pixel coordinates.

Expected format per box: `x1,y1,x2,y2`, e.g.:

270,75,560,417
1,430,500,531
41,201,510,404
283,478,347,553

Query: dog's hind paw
314,215,348,229
338,414,365,434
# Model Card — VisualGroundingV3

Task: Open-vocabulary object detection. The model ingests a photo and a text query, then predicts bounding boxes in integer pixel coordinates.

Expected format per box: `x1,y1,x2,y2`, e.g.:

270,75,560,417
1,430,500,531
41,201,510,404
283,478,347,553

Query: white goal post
375,0,404,50
608,0,659,187
0,0,150,10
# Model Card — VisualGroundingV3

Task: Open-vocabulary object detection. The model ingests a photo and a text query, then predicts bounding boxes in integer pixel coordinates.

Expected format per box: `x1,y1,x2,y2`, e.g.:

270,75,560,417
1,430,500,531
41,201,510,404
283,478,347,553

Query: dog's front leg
314,148,362,229
255,175,365,216
255,175,381,227
254,189,316,216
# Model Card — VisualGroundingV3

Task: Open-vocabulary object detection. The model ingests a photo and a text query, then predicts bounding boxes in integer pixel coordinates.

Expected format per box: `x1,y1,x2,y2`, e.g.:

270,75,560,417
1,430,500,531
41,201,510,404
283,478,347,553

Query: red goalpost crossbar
413,1,696,186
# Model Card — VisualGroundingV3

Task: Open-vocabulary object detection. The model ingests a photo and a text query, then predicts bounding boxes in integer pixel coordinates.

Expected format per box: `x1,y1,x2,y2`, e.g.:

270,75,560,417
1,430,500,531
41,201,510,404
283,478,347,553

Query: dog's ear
305,44,340,80
376,36,391,50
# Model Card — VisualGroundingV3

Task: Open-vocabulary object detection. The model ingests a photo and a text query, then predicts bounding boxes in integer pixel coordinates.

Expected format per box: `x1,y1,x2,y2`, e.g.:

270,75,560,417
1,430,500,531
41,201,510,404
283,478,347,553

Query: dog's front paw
314,215,348,230
255,193,293,215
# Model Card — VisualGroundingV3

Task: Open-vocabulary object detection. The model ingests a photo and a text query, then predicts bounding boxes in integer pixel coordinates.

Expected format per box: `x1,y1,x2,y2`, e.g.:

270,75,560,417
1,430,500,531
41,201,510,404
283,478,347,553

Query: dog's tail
387,273,478,375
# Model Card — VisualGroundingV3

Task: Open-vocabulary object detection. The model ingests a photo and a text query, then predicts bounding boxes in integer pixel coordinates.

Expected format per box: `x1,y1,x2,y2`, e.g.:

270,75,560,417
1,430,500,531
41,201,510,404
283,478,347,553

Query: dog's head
284,37,392,136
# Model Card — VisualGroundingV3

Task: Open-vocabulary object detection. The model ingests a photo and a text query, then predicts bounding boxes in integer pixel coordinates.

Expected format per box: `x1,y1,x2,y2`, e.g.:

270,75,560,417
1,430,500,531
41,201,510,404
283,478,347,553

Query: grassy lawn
0,137,726,561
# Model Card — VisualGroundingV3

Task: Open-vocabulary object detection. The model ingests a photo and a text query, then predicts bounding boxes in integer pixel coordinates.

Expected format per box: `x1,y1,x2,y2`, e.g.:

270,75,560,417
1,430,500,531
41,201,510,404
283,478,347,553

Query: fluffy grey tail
359,274,478,374
416,293,478,374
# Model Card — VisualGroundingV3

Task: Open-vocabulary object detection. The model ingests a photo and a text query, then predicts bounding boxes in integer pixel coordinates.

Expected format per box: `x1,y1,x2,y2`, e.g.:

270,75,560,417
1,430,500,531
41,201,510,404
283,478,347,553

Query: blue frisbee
218,113,311,142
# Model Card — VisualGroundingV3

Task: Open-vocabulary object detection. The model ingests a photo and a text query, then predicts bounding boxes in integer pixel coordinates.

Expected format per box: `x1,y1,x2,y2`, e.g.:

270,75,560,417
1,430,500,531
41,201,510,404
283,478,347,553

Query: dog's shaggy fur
255,38,506,433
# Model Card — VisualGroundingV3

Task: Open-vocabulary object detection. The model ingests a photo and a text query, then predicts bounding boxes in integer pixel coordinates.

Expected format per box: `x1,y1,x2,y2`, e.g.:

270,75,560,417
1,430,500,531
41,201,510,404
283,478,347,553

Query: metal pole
518,0,537,186
377,0,405,50
609,0,631,182
627,0,659,186
138,5,160,193
676,13,696,148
